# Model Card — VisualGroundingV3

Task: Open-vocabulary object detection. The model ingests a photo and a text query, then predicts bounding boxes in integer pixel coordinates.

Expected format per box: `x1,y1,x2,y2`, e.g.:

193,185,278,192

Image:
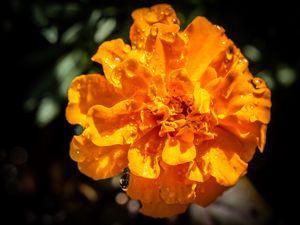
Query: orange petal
140,201,188,218
85,100,141,146
128,128,163,179
186,161,205,182
203,146,248,186
193,84,212,114
92,39,130,86
162,137,196,165
184,17,227,82
219,115,267,158
194,177,227,207
127,174,160,204
130,4,179,49
65,74,123,126
128,148,160,179
167,69,193,97
70,135,129,180
207,70,271,124
159,163,197,204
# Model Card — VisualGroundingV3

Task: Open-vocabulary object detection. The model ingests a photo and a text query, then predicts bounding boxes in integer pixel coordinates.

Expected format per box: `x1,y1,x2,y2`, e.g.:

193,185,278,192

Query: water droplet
111,68,122,87
215,25,222,30
172,17,179,24
251,77,266,89
137,43,143,48
150,26,158,36
170,137,177,145
161,32,176,42
120,168,130,191
71,148,86,162
123,44,131,53
226,46,234,60
164,7,172,16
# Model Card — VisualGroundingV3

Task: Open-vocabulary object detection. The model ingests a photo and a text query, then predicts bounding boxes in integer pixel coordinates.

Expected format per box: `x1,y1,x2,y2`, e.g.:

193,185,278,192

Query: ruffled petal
128,128,163,179
201,128,248,186
162,136,196,165
85,100,141,146
70,135,129,180
130,4,179,49
207,70,271,124
66,74,124,126
92,39,130,86
184,17,227,82
219,116,265,159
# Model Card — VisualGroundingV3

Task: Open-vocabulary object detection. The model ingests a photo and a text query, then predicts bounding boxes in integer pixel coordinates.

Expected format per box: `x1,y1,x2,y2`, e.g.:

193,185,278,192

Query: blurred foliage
1,0,299,225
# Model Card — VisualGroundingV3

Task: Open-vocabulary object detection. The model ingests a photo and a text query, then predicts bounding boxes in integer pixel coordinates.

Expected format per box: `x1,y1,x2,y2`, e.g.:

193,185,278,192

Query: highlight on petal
203,146,248,186
66,74,123,126
162,136,196,165
128,128,163,179
70,135,129,180
92,39,129,85
85,100,141,146
184,16,227,82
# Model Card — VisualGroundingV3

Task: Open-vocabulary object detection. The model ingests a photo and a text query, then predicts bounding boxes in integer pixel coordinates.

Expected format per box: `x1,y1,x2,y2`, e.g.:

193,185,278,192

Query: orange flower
66,4,271,218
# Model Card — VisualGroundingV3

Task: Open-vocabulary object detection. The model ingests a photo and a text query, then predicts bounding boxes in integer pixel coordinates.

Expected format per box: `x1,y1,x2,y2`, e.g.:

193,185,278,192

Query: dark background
1,0,299,224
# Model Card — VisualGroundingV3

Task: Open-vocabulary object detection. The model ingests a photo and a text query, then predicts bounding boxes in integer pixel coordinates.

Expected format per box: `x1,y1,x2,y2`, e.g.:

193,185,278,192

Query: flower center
147,93,217,139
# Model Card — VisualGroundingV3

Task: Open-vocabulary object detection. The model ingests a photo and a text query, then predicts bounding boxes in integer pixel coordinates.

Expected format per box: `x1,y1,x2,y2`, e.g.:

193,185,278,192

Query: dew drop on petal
122,44,131,53
71,148,86,162
251,77,266,89
226,46,234,61
150,26,158,36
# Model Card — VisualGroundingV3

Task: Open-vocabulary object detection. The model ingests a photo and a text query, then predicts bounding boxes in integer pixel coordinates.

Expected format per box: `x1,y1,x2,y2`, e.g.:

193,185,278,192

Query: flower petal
128,148,160,179
127,174,160,204
92,39,129,86
66,74,124,126
130,4,179,49
86,100,141,146
159,163,197,204
207,70,271,124
70,135,128,180
194,177,226,206
193,84,212,114
140,202,188,218
184,17,227,82
128,128,163,179
203,143,248,186
219,116,265,159
162,137,196,165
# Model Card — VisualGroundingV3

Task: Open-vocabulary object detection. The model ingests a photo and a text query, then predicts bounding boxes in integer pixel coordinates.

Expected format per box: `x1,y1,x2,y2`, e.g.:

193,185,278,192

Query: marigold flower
66,4,271,218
